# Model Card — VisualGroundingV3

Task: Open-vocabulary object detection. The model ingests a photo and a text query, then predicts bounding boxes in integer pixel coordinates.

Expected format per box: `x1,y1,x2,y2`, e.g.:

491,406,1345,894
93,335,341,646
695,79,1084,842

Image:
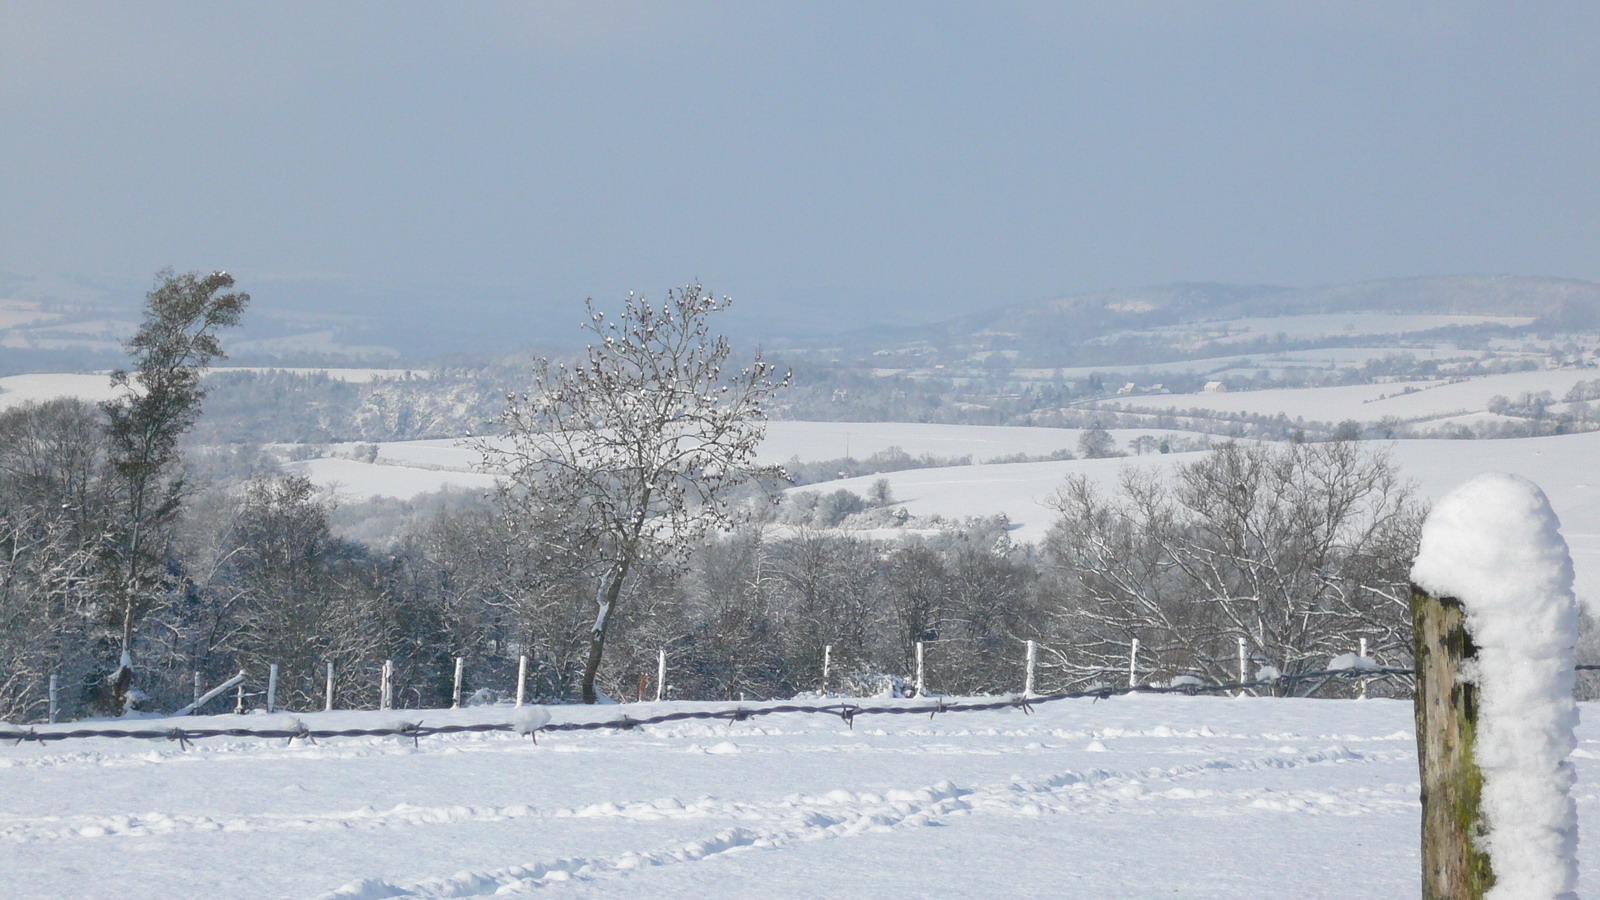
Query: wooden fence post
1412,583,1492,898
1127,638,1139,688
452,657,464,709
325,661,335,712
266,663,278,713
48,674,58,724
1236,636,1247,695
1358,637,1369,700
656,649,666,702
822,644,831,695
1024,640,1036,697
380,659,393,711
914,641,925,697
515,654,527,708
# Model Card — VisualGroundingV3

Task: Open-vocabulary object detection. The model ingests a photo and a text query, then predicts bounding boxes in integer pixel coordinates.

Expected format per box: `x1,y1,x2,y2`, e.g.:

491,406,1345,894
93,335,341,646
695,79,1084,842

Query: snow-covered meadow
17,695,1600,899
1096,368,1599,426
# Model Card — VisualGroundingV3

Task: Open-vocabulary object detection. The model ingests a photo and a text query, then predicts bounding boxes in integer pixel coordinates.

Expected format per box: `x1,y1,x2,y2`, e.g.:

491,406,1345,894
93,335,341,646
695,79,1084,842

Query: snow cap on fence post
1411,472,1580,899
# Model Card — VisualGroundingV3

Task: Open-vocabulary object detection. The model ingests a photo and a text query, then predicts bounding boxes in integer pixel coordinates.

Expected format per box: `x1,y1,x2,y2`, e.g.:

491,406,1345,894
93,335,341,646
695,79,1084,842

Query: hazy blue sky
3,2,1597,339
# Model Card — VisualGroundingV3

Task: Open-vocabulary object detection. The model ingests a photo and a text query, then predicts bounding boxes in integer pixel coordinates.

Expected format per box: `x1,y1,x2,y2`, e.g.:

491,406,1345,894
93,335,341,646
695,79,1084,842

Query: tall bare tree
483,285,788,703
101,269,247,710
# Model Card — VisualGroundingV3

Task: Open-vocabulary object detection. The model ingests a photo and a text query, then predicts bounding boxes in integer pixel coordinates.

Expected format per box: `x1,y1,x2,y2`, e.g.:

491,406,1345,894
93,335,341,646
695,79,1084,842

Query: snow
800,431,1600,606
1411,474,1580,898
291,457,498,500
0,372,127,411
1116,312,1535,347
1100,369,1600,425
9,696,1600,898
1327,653,1381,672
0,368,425,413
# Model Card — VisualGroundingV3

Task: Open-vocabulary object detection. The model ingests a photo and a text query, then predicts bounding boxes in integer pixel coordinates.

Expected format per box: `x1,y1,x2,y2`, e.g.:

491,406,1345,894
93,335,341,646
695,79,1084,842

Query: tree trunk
580,565,629,704
1411,583,1493,898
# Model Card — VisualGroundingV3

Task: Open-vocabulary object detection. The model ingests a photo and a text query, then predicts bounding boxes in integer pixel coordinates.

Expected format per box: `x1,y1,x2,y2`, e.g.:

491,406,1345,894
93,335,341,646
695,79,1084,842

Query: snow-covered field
1125,312,1535,346
0,368,425,413
1100,368,1598,425
808,431,1600,603
17,695,1600,899
294,425,1181,501
282,423,1600,605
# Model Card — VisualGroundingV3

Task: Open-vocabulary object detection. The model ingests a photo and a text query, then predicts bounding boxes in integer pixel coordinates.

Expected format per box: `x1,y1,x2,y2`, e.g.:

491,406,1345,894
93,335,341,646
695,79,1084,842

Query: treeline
1,400,1425,721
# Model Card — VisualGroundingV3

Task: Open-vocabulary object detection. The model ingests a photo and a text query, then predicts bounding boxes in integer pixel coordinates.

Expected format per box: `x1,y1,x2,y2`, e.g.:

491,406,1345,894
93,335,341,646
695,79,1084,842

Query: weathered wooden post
266,663,278,713
452,657,464,709
1410,473,1580,900
325,661,335,712
48,674,58,724
380,659,393,711
821,644,831,695
1127,637,1139,688
1411,581,1492,897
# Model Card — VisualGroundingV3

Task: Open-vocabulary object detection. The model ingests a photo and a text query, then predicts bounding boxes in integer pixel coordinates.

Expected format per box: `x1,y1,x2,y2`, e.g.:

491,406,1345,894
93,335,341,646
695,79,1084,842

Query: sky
2,2,1598,343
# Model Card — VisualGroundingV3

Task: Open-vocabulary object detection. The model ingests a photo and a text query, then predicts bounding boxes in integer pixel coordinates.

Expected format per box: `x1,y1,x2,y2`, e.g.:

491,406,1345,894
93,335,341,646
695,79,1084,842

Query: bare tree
101,269,247,710
0,400,114,721
1042,441,1421,692
483,285,788,703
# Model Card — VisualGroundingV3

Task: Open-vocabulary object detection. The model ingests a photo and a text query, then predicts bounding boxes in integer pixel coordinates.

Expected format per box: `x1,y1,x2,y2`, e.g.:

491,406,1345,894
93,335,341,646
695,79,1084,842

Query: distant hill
806,275,1600,369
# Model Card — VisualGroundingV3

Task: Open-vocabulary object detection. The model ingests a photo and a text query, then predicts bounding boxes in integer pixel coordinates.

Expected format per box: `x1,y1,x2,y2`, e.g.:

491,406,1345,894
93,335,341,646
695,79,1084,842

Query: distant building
1117,382,1137,395
1203,381,1228,393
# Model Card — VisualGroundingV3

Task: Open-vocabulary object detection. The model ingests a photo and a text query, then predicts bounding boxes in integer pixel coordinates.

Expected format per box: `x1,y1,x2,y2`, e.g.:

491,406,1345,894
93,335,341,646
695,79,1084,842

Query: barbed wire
6,664,1597,749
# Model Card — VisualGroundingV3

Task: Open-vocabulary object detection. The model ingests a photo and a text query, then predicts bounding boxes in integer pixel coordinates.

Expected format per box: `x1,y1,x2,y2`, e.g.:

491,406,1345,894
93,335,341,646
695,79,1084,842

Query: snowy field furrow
9,697,1600,898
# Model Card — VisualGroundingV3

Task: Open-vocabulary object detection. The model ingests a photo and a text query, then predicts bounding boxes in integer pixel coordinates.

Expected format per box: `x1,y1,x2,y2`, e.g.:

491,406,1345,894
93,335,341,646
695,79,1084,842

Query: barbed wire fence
8,663,1600,749
14,633,1600,749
